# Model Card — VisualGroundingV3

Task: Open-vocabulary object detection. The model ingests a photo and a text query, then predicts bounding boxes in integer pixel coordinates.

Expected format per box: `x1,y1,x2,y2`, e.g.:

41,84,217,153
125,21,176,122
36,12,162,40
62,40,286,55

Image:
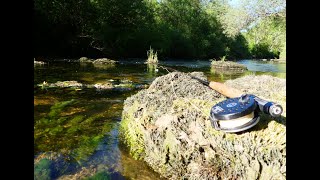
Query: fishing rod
158,65,283,133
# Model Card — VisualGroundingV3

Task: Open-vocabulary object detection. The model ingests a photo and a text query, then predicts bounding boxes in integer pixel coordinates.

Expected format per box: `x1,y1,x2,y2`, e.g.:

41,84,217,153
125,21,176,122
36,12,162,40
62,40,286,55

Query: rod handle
209,81,243,98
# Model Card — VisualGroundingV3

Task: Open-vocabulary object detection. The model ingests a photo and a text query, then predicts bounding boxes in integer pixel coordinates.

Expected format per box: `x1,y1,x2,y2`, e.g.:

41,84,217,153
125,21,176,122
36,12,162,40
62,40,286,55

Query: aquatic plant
147,64,158,77
71,135,104,163
48,99,76,118
34,158,52,180
146,47,158,64
220,55,226,62
34,99,116,162
84,171,111,180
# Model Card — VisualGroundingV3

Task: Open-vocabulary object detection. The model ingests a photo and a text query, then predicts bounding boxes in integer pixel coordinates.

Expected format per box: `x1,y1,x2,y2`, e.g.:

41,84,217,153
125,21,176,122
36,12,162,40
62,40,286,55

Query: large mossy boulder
119,72,286,179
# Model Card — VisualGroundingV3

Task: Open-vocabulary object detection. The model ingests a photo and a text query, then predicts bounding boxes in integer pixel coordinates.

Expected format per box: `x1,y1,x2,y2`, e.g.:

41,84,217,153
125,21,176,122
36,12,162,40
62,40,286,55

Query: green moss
71,135,104,162
49,125,64,135
115,83,135,89
48,99,76,118
67,126,80,134
37,118,50,126
84,171,111,180
34,158,52,180
70,115,85,124
101,122,115,134
35,100,115,160
57,117,68,124
119,101,145,160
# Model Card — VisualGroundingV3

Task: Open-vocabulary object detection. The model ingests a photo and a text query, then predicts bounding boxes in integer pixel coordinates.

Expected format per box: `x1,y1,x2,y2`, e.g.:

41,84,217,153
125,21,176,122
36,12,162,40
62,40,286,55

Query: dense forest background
33,0,286,60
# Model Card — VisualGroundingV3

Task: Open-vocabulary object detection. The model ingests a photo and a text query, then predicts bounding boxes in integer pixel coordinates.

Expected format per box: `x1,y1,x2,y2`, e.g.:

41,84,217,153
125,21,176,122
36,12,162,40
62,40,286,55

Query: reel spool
210,94,260,133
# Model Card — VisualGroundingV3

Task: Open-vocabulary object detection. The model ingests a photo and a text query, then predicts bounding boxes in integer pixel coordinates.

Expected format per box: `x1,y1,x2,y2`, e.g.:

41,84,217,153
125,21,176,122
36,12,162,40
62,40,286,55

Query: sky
229,0,240,7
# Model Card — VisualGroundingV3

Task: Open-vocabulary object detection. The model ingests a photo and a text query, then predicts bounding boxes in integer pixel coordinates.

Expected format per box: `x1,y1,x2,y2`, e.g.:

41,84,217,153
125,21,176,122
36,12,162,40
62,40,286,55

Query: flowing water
34,59,285,179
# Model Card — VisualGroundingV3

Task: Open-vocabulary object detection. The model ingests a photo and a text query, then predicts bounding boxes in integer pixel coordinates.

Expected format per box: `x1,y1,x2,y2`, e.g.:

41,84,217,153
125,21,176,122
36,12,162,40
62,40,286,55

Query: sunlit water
34,59,285,179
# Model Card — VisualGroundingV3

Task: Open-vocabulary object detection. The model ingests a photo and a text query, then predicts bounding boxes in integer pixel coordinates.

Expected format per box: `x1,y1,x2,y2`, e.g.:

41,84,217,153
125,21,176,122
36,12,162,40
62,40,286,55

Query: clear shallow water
34,59,285,179
237,59,286,73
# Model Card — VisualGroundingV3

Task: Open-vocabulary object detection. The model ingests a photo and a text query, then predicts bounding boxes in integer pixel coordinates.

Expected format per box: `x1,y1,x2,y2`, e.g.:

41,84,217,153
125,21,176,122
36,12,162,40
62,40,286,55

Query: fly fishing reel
210,94,282,133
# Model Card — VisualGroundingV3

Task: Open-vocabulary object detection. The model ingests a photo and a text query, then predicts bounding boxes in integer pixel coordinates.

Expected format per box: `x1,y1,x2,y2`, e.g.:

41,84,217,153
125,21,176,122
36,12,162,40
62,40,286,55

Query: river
34,59,285,179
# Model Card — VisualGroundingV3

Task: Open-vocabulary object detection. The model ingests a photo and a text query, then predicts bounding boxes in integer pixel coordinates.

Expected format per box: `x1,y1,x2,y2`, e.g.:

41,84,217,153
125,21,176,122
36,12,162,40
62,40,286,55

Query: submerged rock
34,60,46,65
79,57,94,63
93,63,116,70
37,80,148,91
211,60,247,71
49,81,84,88
119,72,286,179
93,58,118,64
94,82,114,90
210,67,246,75
79,57,118,64
34,152,77,179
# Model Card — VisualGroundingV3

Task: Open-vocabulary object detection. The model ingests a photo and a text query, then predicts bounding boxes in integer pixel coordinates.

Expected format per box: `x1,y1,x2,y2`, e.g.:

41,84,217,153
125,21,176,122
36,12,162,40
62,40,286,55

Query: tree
211,0,286,37
244,14,286,58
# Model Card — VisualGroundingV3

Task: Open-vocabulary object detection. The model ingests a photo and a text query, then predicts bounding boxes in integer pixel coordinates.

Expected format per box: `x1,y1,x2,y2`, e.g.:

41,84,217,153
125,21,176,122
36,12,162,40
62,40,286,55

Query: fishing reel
210,94,283,133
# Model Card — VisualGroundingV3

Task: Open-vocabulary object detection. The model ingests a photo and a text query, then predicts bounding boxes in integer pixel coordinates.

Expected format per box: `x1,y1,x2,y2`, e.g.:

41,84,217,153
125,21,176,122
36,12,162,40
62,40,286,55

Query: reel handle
254,96,283,117
209,81,283,117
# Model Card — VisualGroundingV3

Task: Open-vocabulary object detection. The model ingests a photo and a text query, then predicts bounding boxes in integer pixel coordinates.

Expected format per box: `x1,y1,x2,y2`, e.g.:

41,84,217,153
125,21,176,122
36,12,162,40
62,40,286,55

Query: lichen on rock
119,72,286,179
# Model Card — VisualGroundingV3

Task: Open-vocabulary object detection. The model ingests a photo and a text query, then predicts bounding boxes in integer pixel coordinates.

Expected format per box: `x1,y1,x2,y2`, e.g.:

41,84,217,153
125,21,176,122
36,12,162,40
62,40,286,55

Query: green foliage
226,34,250,59
244,15,286,59
279,42,286,60
33,0,285,59
207,0,286,59
213,0,286,37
